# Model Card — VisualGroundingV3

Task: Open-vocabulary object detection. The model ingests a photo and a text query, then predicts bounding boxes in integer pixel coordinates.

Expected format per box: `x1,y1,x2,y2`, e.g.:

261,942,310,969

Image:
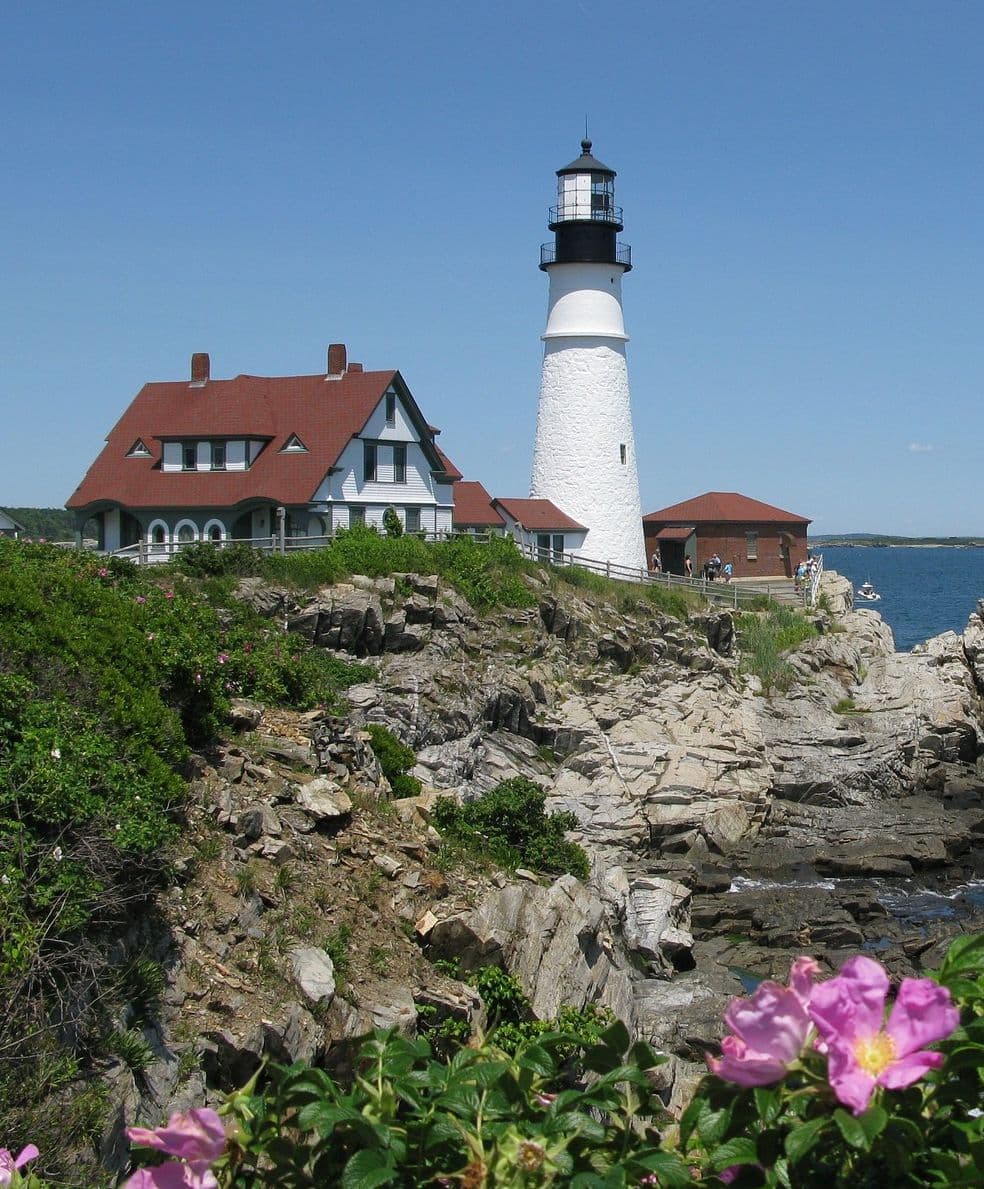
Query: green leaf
599,1017,632,1054
341,1147,396,1189
697,1105,733,1147
753,1086,781,1124
711,1136,759,1171
939,934,984,976
833,1108,869,1150
858,1104,888,1144
296,1101,366,1136
784,1116,829,1164
516,1043,554,1076
633,1149,695,1186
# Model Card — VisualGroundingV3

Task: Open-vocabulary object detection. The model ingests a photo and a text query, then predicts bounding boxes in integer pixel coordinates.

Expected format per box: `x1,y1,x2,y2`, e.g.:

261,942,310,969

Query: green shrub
431,776,589,878
382,506,403,538
365,723,422,798
207,1021,683,1187
735,605,818,694
173,541,267,578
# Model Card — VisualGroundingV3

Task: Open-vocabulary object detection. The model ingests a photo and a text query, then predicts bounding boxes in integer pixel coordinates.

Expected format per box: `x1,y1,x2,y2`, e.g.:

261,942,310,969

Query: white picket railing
111,533,821,608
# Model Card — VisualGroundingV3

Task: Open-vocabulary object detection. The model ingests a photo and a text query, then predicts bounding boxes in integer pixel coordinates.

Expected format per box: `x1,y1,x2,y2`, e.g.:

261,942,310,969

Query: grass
550,564,698,620
735,605,819,694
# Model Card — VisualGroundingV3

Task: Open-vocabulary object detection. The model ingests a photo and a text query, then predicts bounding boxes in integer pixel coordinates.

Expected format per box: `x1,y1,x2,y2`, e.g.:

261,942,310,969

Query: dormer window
211,442,226,470
183,445,197,471
280,434,308,453
127,439,151,458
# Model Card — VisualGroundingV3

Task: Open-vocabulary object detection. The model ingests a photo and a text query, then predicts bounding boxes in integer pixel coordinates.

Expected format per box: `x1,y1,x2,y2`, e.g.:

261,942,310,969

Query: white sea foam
727,876,837,894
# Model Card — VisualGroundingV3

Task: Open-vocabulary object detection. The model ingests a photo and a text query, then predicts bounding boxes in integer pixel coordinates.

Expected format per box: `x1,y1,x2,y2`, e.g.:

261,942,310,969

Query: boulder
289,947,337,1006
296,777,352,822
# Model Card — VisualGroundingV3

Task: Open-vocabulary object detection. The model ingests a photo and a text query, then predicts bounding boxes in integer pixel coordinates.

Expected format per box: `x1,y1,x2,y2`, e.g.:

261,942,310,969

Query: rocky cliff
101,569,984,1170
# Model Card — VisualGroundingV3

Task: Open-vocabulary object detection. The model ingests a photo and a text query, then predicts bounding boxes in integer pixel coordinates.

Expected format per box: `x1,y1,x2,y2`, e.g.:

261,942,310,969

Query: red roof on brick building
643,492,810,525
67,364,460,511
492,498,586,532
452,481,505,529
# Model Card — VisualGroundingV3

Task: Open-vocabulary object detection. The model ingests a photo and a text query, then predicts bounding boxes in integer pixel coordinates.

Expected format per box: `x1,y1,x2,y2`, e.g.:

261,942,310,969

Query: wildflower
217,653,229,665
50,747,61,760
127,1107,226,1163
808,954,959,1115
147,633,156,642
98,567,109,577
135,595,146,604
124,1108,225,1188
1,875,9,886
534,1091,557,1107
708,956,819,1087
0,1144,39,1185
52,846,63,862
243,641,253,654
125,1165,217,1189
164,591,175,600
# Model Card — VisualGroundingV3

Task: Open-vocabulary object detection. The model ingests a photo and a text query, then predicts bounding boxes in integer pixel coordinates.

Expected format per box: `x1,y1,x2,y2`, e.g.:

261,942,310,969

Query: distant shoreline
811,539,984,549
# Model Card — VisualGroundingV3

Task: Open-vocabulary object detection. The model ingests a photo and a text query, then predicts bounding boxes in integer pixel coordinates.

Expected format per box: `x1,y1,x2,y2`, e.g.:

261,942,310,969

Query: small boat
855,581,882,602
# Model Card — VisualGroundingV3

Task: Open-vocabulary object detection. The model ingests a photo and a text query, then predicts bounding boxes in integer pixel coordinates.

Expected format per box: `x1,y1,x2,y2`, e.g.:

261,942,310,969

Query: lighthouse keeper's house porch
66,346,460,555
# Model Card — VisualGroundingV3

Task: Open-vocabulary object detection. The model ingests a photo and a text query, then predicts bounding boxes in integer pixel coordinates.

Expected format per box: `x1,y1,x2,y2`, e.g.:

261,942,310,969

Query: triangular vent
280,434,308,453
126,438,151,457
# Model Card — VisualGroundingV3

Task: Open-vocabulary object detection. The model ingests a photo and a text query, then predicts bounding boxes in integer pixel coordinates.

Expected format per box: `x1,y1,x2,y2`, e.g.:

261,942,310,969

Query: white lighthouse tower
530,140,646,570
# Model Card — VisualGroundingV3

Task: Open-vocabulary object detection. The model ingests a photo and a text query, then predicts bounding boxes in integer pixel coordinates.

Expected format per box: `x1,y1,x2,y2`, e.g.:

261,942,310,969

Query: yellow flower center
853,1031,896,1076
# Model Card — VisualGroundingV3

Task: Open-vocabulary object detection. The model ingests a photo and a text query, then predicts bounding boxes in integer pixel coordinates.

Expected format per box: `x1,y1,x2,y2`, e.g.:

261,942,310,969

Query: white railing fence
110,533,820,608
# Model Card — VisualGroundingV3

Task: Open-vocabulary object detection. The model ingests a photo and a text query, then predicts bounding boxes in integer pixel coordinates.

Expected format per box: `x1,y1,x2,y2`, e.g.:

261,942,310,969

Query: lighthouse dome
556,139,615,177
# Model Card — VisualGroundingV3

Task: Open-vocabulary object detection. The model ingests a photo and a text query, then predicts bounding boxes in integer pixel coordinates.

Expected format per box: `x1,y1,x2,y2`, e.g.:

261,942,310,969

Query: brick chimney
326,343,347,380
190,352,210,383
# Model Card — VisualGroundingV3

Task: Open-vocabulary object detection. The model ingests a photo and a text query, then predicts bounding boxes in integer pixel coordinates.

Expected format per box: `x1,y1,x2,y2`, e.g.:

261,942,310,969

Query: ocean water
819,545,984,652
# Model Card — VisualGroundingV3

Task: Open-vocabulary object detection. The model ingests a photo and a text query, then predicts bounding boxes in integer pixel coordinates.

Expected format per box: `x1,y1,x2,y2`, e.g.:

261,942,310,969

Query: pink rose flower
708,957,819,1087
125,1164,218,1189
0,1144,39,1185
126,1107,226,1163
808,954,959,1115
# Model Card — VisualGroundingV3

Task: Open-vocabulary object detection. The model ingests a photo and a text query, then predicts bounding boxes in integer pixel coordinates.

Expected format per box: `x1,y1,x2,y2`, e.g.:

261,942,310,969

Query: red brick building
642,492,811,578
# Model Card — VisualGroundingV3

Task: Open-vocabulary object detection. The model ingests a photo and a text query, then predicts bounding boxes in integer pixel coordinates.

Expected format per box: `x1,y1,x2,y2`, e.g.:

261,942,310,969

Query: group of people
794,555,819,591
701,553,732,583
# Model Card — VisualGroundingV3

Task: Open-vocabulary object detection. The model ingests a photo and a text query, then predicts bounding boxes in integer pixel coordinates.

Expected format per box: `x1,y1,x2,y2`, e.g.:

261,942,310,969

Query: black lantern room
540,140,631,271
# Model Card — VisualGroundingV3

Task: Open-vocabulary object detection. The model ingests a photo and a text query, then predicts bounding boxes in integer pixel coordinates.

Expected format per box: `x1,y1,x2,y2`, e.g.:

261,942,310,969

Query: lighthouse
530,140,646,570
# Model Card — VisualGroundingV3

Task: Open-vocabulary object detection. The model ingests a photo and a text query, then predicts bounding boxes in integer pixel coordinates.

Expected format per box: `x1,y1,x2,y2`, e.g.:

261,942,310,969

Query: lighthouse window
591,173,613,217
620,443,627,464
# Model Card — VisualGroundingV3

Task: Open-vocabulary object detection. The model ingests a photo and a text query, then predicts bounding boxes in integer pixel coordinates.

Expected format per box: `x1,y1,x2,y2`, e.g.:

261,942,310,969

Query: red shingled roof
652,525,695,541
643,492,810,525
492,498,586,532
453,481,505,528
67,368,459,511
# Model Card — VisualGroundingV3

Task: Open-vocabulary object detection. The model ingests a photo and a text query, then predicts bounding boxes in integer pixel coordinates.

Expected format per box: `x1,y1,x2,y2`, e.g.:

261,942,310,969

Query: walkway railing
111,534,821,608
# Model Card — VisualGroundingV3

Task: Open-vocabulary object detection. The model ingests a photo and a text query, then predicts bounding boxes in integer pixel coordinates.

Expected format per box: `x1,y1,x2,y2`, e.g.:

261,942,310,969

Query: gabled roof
493,498,586,532
0,508,27,533
67,367,458,511
643,492,810,526
453,481,505,528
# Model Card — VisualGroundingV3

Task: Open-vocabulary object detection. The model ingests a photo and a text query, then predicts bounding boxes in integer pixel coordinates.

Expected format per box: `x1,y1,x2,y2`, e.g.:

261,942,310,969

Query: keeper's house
66,345,460,553
0,509,26,539
643,492,811,578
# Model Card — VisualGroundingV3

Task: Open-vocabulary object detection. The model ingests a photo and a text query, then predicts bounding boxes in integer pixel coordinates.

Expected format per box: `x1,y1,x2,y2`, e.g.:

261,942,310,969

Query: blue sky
2,1,983,535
